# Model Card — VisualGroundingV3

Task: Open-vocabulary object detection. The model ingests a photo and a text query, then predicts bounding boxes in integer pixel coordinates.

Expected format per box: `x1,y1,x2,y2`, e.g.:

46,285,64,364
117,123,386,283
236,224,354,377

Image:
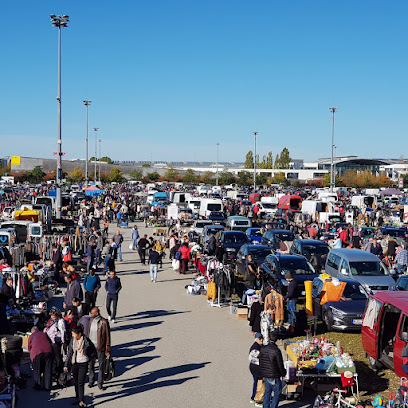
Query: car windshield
397,278,408,291
196,222,210,229
207,227,222,235
262,203,277,209
301,245,329,257
208,204,221,211
275,233,294,242
341,283,368,300
279,258,316,275
234,220,250,226
249,229,262,237
224,233,248,244
349,261,385,276
210,212,223,217
250,248,272,260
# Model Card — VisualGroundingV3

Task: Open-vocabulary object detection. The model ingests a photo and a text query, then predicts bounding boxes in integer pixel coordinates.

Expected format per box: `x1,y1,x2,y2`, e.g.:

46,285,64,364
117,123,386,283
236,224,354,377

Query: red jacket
180,244,190,260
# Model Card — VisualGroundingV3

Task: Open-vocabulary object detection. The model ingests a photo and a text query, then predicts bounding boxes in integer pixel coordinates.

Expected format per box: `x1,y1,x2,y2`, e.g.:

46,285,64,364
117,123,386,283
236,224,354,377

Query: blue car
208,211,225,224
246,228,262,243
312,277,368,331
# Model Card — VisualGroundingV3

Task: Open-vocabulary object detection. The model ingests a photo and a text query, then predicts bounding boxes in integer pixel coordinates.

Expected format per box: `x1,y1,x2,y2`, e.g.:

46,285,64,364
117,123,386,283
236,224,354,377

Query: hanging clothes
260,311,274,345
249,300,263,333
264,290,284,326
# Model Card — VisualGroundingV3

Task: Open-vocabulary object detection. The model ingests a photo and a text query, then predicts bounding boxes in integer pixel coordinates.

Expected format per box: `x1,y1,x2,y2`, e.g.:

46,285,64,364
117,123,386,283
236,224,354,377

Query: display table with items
284,337,359,400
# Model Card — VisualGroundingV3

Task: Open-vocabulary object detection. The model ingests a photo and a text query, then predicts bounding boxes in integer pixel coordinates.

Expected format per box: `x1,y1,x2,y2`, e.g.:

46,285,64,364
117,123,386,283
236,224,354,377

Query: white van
197,185,210,196
351,195,377,210
187,198,202,215
199,198,223,219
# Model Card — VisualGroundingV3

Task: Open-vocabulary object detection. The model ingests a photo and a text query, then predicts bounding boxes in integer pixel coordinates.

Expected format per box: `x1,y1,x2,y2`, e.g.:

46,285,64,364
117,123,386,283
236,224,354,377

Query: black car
381,227,407,239
260,254,318,296
219,231,250,260
290,239,330,272
392,275,408,291
260,229,295,252
311,277,368,331
236,244,273,279
208,211,226,224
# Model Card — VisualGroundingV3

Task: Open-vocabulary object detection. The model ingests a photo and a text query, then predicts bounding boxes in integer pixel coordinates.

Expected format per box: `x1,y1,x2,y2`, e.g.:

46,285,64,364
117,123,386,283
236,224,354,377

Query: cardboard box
20,334,30,350
283,384,302,395
236,307,248,320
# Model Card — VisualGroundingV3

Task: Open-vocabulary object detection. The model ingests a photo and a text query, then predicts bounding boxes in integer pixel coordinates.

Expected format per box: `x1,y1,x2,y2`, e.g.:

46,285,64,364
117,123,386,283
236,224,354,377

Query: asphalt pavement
18,222,312,408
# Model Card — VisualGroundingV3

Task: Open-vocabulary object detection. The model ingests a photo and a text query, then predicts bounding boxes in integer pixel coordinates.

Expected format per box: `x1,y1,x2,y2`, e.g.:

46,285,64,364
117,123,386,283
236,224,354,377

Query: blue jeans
133,239,138,250
263,378,282,408
287,299,297,327
397,264,407,274
252,375,261,400
104,256,111,273
150,264,158,281
117,244,122,261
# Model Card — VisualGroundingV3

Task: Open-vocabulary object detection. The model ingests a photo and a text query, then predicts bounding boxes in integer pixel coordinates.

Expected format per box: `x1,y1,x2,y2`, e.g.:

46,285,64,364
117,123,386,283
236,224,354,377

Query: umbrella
379,188,403,196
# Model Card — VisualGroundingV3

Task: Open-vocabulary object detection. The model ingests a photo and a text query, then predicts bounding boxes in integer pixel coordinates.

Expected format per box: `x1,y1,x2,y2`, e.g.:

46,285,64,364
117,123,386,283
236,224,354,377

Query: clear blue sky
1,1,407,164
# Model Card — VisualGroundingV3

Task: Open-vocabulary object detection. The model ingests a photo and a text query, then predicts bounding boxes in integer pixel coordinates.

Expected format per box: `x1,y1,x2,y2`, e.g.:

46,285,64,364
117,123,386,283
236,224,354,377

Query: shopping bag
254,379,265,403
129,243,133,250
172,259,180,271
102,355,115,382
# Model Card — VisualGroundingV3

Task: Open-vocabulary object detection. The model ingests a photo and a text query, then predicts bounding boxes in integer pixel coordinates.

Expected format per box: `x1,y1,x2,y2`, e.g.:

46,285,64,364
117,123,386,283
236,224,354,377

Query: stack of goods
286,337,356,374
185,276,207,295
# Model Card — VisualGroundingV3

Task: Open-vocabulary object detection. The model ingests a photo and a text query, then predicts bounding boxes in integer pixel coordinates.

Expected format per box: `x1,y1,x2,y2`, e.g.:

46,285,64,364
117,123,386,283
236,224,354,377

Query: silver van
325,248,395,292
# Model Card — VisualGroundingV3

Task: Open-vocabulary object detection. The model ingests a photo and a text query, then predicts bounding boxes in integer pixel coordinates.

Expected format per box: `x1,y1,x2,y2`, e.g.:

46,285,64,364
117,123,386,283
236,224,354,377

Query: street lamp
98,139,102,184
329,108,338,192
93,127,99,183
216,143,220,186
50,14,69,219
83,100,91,187
253,131,258,192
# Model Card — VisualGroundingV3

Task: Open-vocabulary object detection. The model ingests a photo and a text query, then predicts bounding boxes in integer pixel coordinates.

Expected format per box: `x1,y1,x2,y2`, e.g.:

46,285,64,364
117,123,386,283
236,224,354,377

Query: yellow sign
11,156,20,165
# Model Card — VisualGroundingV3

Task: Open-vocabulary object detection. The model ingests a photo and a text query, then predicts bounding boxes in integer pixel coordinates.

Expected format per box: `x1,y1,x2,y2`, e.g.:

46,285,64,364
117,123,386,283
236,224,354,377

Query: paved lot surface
18,222,312,408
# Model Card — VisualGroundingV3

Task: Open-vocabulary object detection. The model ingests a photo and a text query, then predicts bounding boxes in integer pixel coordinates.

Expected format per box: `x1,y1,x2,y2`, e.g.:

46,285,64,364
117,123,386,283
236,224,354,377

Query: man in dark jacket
249,333,263,404
88,307,111,390
259,333,285,408
138,234,149,265
283,272,298,328
86,239,96,273
148,247,161,283
113,230,124,261
28,326,53,391
104,270,122,323
63,274,82,310
71,297,90,319
207,234,216,255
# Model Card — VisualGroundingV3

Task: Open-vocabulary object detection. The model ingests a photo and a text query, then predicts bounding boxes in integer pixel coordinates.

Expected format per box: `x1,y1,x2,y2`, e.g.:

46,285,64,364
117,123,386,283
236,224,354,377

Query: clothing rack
210,264,233,308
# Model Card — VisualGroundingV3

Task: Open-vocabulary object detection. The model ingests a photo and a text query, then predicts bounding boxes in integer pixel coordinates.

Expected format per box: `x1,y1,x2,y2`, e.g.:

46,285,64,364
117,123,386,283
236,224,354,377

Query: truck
351,195,377,210
278,195,302,213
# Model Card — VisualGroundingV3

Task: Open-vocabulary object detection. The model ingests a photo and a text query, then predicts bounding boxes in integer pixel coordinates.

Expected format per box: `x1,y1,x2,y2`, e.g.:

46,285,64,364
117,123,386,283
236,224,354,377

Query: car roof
268,229,293,234
329,248,380,262
312,276,362,285
224,230,246,234
295,239,329,246
228,216,250,220
242,244,270,250
372,291,408,312
204,224,224,229
266,254,306,262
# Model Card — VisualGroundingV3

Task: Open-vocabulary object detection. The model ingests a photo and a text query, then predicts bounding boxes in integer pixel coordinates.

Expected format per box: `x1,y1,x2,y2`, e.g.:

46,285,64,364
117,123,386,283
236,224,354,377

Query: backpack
63,319,72,343
102,355,115,381
175,251,182,260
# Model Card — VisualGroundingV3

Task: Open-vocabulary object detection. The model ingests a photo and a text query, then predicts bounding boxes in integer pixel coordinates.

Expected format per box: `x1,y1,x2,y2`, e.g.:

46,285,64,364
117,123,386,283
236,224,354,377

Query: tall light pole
50,14,69,219
98,139,102,184
83,100,91,187
253,131,258,192
93,127,99,183
216,142,220,186
329,107,338,193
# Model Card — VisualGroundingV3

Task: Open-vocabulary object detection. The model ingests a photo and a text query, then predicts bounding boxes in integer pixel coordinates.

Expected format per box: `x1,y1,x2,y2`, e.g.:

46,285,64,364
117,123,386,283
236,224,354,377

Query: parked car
191,220,213,236
208,211,225,224
218,231,250,258
226,216,252,232
391,275,408,291
311,277,368,331
200,224,225,249
260,254,318,296
362,291,408,377
325,248,395,292
290,239,330,261
236,244,273,279
359,227,376,239
246,228,263,243
260,229,295,253
380,227,406,239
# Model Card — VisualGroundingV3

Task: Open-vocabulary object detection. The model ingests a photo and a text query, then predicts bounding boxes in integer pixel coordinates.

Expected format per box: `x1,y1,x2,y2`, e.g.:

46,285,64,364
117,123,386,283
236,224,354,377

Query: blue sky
1,1,407,163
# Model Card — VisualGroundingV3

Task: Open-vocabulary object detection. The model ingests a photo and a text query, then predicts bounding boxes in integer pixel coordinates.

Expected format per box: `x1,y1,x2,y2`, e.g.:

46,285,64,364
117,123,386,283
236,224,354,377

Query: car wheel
323,311,333,331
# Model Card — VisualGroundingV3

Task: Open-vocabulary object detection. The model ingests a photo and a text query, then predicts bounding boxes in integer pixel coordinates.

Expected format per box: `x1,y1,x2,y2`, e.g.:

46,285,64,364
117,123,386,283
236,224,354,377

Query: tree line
244,147,291,169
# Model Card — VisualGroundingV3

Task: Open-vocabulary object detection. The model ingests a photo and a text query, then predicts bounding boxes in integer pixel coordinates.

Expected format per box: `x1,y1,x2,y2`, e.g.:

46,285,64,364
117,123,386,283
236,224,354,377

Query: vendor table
296,371,359,399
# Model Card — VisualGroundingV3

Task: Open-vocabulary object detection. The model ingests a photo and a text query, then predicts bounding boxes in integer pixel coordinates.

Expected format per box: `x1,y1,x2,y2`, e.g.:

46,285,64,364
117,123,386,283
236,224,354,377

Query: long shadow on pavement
90,362,210,406
110,320,164,332
115,310,189,323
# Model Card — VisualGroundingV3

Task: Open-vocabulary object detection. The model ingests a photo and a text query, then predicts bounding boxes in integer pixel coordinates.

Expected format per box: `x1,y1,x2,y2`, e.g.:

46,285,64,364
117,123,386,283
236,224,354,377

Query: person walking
131,225,139,250
64,325,96,407
249,333,263,405
138,234,149,265
113,230,124,262
259,333,285,408
283,272,298,329
88,307,111,391
83,268,101,310
95,232,104,266
28,326,53,391
86,239,96,273
395,243,408,274
71,297,91,319
148,246,161,283
105,270,122,323
45,309,66,376
64,273,82,311
179,242,190,274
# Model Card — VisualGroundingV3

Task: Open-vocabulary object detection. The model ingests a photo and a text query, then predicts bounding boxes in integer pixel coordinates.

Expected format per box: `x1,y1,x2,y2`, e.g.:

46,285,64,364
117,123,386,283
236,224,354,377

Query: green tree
109,167,125,182
142,163,151,168
219,171,237,186
244,151,254,169
272,172,287,185
100,156,113,164
266,151,273,168
67,167,85,183
0,163,11,177
163,167,179,181
260,155,268,169
146,172,160,182
129,169,143,181
237,171,251,186
183,169,197,183
274,154,280,169
200,171,215,185
256,173,268,185
279,148,291,169
32,166,45,182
